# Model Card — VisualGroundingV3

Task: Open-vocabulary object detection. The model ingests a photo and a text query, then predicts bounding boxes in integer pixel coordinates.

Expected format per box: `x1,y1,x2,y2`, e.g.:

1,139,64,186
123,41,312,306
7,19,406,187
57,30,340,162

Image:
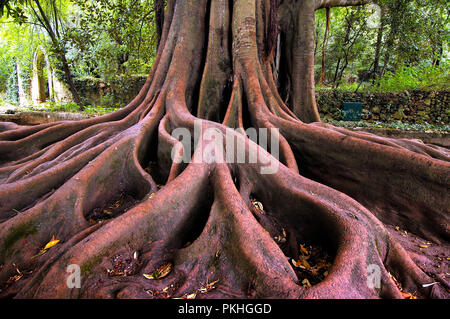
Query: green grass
21,102,119,116
324,119,450,133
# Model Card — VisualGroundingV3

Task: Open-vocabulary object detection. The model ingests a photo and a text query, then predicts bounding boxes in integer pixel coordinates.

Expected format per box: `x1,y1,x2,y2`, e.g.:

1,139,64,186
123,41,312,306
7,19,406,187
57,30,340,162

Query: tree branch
315,0,371,10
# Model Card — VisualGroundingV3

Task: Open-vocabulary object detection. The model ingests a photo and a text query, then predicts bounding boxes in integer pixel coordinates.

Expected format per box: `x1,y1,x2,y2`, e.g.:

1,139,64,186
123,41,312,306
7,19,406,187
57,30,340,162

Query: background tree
0,0,448,299
314,0,449,91
66,0,158,82
0,15,46,103
1,0,81,103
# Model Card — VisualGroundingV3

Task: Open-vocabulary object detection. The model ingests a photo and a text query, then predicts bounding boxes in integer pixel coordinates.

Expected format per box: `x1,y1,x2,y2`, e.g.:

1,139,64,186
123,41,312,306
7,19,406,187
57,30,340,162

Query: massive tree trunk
0,0,448,299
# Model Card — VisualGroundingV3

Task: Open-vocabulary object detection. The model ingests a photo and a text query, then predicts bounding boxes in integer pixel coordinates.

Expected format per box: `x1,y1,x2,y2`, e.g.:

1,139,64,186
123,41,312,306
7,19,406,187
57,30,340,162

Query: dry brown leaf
302,278,312,288
143,263,172,280
292,259,303,268
400,291,416,299
199,279,219,293
301,258,311,270
300,245,309,255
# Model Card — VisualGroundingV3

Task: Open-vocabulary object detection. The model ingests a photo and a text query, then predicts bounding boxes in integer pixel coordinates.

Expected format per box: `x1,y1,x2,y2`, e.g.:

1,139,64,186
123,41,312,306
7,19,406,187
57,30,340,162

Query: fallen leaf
251,200,264,212
185,293,197,299
300,245,309,255
31,236,61,259
419,245,429,248
144,263,172,280
400,291,415,299
292,258,310,270
302,278,312,288
207,279,219,288
302,259,311,270
274,235,286,243
199,280,219,293
422,282,438,288
43,236,60,250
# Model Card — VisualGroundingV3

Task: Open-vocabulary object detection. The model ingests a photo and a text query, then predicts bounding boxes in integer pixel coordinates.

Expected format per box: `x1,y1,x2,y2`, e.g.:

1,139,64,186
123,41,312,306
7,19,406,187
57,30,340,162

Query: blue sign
343,102,362,121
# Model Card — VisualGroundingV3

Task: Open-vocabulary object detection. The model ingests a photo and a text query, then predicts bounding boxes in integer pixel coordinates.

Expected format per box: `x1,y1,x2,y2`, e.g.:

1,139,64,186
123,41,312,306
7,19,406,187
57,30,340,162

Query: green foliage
315,0,449,92
0,16,37,100
374,63,450,92
0,0,28,23
66,0,157,82
23,101,119,115
5,63,18,103
0,0,158,106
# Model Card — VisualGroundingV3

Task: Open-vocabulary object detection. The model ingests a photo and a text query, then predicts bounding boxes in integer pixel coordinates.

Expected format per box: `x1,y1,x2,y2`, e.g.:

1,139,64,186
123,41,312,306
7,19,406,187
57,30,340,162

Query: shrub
373,63,450,92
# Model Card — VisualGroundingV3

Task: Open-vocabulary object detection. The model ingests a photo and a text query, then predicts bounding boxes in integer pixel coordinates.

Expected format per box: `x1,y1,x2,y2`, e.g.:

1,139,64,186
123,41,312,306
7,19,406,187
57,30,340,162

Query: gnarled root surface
0,0,448,299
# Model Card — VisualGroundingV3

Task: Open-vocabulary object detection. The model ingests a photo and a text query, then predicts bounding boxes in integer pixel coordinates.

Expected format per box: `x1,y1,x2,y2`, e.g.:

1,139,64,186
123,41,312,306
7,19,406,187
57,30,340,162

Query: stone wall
74,75,147,106
316,90,449,124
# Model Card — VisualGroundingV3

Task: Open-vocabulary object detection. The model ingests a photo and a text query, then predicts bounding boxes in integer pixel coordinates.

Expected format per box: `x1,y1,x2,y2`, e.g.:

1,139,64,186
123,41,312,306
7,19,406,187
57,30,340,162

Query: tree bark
0,0,448,299
278,0,320,123
155,0,165,49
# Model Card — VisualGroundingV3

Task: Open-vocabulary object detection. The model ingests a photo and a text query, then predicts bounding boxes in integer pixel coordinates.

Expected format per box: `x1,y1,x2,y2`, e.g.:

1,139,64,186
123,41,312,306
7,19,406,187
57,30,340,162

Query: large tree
0,0,449,299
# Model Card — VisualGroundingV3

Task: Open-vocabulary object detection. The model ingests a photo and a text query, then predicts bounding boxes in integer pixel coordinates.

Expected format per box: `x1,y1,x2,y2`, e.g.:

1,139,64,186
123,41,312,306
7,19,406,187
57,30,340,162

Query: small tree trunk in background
432,30,443,67
372,7,384,83
58,50,81,105
320,7,330,87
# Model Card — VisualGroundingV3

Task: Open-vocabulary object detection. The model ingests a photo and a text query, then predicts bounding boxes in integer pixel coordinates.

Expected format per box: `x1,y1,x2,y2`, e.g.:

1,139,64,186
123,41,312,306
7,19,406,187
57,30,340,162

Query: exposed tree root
0,0,448,299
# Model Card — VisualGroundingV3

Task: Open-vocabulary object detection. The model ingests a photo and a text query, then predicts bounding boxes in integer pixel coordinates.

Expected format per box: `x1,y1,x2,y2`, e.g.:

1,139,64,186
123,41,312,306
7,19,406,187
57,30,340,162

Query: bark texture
0,0,448,299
